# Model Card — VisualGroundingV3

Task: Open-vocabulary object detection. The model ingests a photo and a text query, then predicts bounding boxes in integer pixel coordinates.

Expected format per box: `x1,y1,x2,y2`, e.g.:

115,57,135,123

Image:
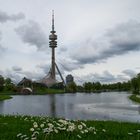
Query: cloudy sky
0,0,140,84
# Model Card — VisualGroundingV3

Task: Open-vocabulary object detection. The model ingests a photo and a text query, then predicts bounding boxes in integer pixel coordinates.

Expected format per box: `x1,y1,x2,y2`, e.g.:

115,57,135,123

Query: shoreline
129,94,140,103
0,95,12,101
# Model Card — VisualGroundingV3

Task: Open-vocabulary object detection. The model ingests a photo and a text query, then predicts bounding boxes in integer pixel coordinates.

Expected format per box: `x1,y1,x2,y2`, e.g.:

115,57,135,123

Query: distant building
18,77,33,94
66,74,74,85
18,77,32,87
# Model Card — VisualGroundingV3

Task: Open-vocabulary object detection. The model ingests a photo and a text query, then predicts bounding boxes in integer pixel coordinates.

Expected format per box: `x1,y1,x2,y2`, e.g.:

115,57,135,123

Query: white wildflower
33,122,37,126
34,124,38,128
17,133,22,137
102,129,106,132
31,137,37,140
48,127,53,132
33,131,39,135
43,128,50,133
30,128,34,132
128,132,133,135
88,127,93,131
54,129,58,133
84,129,88,133
78,125,83,130
20,135,27,139
48,123,54,128
24,137,29,140
40,123,45,128
137,130,140,133
81,122,86,127
67,125,75,132
77,134,82,139
24,117,28,121
94,131,96,134
57,127,66,130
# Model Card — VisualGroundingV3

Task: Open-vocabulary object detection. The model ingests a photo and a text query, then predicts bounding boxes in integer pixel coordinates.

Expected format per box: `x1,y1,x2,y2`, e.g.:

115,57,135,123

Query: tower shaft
51,47,55,79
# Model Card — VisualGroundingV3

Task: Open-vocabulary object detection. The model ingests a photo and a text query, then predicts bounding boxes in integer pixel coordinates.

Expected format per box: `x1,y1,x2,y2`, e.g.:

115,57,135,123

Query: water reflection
0,92,140,122
49,95,56,117
0,101,4,113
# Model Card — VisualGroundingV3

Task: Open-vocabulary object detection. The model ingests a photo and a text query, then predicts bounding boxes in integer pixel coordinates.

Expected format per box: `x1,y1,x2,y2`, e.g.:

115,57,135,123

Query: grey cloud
2,69,22,83
57,59,84,72
0,44,5,53
36,63,50,74
122,69,137,78
0,11,25,23
76,71,130,84
15,21,48,51
18,71,44,81
92,71,116,83
12,66,22,72
73,20,140,64
0,32,6,54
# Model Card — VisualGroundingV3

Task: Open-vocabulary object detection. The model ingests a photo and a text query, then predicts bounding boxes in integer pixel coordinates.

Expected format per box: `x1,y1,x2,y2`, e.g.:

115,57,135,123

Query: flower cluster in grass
14,115,140,140
16,116,107,140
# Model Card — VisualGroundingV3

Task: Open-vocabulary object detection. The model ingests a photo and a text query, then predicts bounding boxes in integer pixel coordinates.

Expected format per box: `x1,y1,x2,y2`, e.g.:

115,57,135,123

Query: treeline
66,81,131,93
67,73,140,94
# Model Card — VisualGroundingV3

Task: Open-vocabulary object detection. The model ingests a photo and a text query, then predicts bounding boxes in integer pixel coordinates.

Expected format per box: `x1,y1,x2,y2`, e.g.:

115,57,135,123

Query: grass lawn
0,115,140,140
0,95,12,101
129,94,140,103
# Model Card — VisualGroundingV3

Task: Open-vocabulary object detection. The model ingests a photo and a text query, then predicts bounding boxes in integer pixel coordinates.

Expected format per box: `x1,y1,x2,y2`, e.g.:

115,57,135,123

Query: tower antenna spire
52,10,54,31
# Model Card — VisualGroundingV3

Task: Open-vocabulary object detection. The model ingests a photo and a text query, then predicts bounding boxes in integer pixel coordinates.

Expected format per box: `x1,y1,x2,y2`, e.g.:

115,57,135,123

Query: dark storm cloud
15,21,48,51
0,10,25,23
73,20,140,64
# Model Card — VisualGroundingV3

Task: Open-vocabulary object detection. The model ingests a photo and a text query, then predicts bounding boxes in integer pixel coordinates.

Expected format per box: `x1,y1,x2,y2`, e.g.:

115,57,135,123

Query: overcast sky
0,0,140,84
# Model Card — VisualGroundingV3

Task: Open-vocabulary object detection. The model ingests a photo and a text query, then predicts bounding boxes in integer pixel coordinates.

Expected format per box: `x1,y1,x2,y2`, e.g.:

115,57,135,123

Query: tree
83,82,93,92
66,82,77,93
94,82,101,91
5,78,15,91
0,75,4,91
131,77,139,93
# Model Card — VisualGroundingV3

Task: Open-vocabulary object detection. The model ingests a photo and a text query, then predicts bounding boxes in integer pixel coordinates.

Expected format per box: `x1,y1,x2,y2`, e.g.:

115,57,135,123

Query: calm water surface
0,92,140,122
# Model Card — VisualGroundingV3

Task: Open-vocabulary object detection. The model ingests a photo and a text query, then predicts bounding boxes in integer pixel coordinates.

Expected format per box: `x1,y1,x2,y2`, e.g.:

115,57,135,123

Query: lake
0,92,140,122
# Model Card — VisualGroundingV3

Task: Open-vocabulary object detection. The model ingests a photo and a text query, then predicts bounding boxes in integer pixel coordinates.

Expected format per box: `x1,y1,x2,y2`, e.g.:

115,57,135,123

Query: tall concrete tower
49,10,57,80
39,11,65,87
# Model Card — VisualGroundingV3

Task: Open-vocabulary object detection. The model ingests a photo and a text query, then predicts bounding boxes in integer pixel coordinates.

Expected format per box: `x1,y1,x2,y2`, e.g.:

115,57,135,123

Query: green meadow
0,95,12,101
0,115,140,140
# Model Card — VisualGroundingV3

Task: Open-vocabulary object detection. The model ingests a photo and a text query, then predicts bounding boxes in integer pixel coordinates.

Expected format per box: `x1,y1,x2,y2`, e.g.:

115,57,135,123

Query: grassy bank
36,88,65,94
0,95,12,101
129,94,140,103
0,115,140,140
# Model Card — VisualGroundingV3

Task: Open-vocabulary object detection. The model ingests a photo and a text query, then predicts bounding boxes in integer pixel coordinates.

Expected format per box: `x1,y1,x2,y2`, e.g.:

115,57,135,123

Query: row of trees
66,73,140,94
66,81,131,93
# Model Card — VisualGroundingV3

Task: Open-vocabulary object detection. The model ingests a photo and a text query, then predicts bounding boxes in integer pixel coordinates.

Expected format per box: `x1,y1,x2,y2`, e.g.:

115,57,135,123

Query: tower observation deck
39,11,65,87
